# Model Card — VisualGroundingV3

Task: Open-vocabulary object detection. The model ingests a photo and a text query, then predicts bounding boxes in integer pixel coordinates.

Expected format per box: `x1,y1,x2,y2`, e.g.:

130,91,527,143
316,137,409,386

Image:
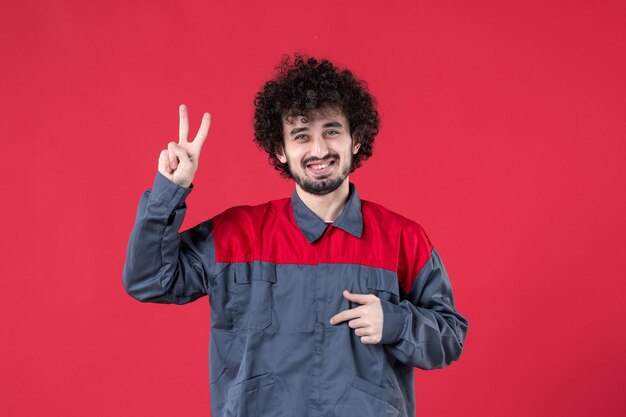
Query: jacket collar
291,183,363,243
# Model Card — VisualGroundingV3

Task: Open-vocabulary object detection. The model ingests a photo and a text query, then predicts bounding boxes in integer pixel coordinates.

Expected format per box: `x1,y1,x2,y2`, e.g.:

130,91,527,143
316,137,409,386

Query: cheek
285,156,302,172
285,149,305,165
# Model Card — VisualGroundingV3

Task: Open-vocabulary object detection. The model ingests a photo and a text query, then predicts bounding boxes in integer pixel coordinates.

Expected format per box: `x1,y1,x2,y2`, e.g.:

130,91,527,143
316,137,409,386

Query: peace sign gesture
158,104,211,188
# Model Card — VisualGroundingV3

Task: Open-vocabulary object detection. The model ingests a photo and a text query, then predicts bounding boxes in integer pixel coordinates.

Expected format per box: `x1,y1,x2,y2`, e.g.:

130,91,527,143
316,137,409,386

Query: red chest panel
211,198,433,294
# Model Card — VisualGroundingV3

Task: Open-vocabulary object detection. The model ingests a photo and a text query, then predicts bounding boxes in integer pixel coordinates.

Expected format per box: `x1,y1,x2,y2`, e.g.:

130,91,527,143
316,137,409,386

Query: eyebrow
289,127,309,136
288,121,344,136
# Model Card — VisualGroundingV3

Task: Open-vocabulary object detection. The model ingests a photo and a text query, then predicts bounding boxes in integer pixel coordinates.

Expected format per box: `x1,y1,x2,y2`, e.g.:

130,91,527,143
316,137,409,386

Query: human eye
324,130,339,137
295,134,309,142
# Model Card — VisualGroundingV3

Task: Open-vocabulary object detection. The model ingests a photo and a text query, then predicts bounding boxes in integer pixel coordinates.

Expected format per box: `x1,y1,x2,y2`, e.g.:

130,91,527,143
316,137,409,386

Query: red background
1,0,625,416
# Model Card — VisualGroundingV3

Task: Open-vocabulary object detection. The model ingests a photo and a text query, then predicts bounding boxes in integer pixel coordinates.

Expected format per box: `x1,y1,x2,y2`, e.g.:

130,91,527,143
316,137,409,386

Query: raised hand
158,104,211,188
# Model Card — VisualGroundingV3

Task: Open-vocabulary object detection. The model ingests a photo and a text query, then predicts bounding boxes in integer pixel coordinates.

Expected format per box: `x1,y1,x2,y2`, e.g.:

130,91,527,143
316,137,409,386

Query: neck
295,178,351,222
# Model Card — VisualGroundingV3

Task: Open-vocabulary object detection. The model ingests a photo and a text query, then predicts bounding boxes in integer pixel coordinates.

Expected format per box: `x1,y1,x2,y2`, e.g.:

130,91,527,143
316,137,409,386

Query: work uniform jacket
123,173,468,417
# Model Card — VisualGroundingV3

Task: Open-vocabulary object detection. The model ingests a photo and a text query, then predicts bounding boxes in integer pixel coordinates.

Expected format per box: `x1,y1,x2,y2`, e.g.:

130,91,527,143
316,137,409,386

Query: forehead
282,106,347,127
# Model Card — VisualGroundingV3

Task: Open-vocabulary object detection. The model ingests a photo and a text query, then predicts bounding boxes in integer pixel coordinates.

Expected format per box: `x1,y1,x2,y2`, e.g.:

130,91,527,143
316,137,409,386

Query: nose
310,133,330,158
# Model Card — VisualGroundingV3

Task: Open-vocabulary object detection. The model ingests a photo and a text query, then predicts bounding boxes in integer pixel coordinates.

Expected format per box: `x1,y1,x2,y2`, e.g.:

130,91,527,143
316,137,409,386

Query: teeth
310,164,329,170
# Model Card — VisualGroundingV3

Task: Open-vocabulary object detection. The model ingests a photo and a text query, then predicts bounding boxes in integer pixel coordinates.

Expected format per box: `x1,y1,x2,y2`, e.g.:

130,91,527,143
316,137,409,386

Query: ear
352,140,361,155
275,146,287,164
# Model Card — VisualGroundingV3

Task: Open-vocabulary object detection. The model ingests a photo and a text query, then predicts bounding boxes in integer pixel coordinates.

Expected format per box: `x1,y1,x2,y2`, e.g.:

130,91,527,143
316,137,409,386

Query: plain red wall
1,0,625,416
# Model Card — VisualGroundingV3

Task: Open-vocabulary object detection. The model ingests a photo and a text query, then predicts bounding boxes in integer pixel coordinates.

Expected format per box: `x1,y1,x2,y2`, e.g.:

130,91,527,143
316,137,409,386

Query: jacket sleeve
122,172,216,304
379,227,468,369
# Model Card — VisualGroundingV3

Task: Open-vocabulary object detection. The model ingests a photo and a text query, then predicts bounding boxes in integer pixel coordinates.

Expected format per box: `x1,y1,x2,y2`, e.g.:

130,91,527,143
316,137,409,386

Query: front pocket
366,272,400,305
226,372,276,417
234,263,276,331
336,375,403,417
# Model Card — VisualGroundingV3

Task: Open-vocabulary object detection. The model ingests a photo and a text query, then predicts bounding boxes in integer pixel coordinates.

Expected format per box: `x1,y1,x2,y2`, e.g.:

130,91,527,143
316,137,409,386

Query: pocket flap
234,262,277,284
366,273,399,296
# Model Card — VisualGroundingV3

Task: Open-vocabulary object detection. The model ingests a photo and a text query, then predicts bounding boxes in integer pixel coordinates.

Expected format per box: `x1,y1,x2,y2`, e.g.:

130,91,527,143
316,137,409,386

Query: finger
360,335,379,345
168,142,179,170
169,142,193,172
193,112,211,149
354,328,372,337
348,319,368,329
342,290,375,305
179,104,189,144
158,149,172,174
330,307,363,325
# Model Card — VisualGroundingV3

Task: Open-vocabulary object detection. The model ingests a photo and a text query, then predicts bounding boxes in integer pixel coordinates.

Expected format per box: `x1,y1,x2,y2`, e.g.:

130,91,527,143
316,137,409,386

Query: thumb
342,290,371,305
168,142,193,169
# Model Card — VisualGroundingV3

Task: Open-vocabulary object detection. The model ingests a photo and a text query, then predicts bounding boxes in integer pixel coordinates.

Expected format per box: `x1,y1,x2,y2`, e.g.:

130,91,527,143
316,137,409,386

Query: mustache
301,152,339,167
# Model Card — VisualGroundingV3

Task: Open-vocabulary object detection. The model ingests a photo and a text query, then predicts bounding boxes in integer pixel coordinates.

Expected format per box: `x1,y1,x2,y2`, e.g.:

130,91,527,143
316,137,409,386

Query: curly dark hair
253,54,380,178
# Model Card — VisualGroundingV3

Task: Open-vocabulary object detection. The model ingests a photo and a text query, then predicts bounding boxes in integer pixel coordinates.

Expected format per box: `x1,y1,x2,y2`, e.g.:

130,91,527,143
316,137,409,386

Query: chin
298,176,346,196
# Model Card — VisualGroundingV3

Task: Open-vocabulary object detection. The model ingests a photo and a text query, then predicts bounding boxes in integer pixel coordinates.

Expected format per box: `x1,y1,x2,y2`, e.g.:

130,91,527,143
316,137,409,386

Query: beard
297,173,347,195
288,154,351,196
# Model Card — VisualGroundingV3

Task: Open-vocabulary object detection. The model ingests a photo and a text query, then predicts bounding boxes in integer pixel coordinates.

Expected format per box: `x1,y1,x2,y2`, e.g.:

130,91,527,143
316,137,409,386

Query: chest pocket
233,262,276,331
366,272,400,305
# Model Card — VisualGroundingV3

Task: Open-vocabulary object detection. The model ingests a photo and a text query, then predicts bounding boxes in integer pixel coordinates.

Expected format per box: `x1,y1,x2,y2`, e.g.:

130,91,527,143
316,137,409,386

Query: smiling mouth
305,159,336,175
309,161,333,169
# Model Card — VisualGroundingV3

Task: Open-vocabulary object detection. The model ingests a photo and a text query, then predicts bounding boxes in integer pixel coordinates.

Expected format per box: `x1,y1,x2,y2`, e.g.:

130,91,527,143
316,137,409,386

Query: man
123,55,468,417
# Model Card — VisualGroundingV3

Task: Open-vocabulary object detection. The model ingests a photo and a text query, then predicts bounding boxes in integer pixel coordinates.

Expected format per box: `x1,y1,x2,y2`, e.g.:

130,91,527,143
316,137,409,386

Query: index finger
330,306,363,325
179,104,189,143
193,112,211,148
